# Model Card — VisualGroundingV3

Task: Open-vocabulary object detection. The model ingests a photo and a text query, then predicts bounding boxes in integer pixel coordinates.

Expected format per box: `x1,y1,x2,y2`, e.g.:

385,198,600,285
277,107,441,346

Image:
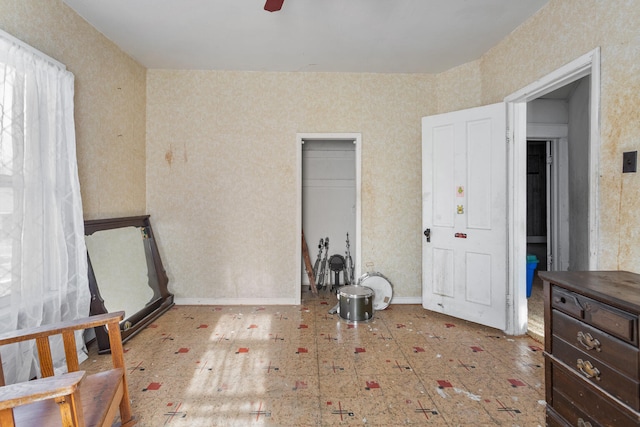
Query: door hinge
506,128,511,144
547,254,553,268
546,154,553,165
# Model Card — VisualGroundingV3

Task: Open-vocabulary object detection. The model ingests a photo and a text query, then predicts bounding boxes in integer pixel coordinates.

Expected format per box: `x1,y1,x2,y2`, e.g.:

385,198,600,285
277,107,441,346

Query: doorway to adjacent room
295,133,362,302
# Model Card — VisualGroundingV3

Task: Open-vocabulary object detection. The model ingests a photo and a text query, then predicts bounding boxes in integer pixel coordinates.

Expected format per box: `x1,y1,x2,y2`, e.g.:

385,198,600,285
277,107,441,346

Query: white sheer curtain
0,31,90,384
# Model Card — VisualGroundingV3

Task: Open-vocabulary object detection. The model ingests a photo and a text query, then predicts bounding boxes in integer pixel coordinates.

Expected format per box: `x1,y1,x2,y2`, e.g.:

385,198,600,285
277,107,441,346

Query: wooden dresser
540,271,640,426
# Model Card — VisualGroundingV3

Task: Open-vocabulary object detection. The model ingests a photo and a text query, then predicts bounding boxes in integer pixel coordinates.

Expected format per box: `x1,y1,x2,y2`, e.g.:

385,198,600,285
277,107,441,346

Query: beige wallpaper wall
147,0,640,302
437,0,640,272
3,0,639,304
0,0,147,219
147,71,436,301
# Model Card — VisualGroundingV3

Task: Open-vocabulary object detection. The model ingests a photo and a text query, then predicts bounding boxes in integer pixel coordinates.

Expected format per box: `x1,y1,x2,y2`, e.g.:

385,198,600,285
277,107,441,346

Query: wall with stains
437,0,640,272
4,0,638,305
146,71,437,301
0,0,147,219
148,0,640,303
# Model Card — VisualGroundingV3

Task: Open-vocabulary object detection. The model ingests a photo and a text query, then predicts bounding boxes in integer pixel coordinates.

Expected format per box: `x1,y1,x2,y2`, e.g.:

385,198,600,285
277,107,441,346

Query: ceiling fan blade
264,0,284,12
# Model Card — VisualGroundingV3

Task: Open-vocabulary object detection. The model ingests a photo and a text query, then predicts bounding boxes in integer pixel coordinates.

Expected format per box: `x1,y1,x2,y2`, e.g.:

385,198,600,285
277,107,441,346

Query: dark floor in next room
82,289,546,426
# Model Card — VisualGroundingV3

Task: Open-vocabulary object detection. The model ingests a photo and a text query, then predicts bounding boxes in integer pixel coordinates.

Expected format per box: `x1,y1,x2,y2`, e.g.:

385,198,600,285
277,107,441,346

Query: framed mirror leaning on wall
85,215,174,353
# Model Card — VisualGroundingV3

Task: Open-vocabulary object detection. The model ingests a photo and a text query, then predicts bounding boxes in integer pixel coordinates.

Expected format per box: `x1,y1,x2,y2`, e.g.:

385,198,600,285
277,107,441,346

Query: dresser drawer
551,285,638,344
551,390,598,427
546,405,573,427
551,361,639,427
553,310,639,378
553,335,640,410
552,286,584,318
545,407,567,427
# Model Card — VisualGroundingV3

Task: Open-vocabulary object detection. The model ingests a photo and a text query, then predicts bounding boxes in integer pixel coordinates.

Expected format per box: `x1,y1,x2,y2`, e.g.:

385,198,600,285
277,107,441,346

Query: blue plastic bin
526,255,539,298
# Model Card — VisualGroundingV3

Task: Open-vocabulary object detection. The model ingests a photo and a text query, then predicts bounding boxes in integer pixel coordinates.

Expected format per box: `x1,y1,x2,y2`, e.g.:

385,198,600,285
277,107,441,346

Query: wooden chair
0,311,135,426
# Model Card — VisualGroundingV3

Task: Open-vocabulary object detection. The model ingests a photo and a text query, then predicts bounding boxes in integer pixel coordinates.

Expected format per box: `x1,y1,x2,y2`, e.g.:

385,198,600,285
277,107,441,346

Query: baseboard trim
175,296,422,306
389,296,422,305
174,297,299,306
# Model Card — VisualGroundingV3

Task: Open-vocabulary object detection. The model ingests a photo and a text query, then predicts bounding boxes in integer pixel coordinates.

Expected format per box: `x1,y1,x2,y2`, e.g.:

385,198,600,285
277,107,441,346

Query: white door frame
505,47,601,335
295,133,362,303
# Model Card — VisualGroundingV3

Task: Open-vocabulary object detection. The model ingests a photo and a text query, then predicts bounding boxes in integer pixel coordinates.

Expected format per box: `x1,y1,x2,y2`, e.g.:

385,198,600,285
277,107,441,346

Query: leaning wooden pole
301,230,318,294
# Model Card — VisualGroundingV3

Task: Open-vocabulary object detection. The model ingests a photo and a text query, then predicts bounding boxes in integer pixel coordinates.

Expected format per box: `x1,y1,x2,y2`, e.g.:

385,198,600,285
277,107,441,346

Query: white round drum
357,272,393,310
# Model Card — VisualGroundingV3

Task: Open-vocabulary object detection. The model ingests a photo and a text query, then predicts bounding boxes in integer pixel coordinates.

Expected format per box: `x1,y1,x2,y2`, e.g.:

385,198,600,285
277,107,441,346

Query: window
0,61,15,307
0,31,90,384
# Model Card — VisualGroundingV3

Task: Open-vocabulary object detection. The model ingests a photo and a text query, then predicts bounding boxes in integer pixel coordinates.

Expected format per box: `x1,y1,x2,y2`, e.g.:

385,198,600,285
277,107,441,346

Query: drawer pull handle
577,418,593,427
577,359,600,381
554,296,566,304
577,331,601,352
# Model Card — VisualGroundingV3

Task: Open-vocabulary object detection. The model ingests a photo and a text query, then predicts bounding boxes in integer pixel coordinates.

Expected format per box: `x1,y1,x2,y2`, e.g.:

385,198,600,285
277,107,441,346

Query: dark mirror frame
85,215,174,353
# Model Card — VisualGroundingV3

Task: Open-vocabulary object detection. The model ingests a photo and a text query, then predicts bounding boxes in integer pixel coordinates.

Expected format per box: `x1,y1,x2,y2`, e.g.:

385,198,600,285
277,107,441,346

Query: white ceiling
62,0,549,74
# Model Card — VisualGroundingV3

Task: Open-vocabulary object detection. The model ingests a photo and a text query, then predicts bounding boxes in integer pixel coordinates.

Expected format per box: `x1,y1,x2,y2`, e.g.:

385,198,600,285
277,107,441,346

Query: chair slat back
0,353,5,387
35,337,54,378
0,312,125,382
62,331,80,373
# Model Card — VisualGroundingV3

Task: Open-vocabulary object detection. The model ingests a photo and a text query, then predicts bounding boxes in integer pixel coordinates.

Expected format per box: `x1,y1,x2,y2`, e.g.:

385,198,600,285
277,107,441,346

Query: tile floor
82,289,546,426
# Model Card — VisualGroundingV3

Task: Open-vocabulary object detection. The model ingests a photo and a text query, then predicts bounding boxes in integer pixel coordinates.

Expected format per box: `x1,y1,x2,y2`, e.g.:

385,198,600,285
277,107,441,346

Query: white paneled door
422,103,507,330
